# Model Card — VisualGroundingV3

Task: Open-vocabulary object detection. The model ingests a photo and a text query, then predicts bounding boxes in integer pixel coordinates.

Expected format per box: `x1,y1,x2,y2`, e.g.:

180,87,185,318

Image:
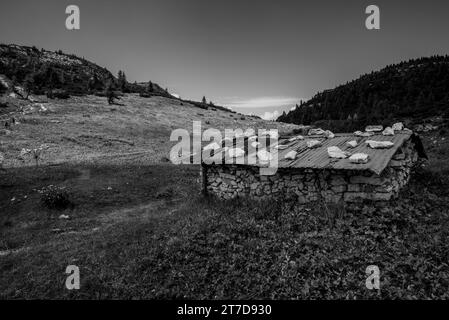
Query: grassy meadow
1,94,449,299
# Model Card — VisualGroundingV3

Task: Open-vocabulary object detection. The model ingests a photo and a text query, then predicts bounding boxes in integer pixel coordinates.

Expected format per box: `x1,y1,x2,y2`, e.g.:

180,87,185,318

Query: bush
156,187,174,199
52,90,70,99
292,127,308,135
139,92,152,98
0,82,6,94
94,91,106,97
40,185,73,210
160,156,170,163
46,89,70,99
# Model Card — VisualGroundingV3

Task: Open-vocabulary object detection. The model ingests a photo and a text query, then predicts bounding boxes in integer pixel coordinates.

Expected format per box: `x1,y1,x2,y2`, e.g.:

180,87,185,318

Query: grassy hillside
0,93,298,168
0,43,234,110
1,92,449,299
1,126,449,299
278,56,449,131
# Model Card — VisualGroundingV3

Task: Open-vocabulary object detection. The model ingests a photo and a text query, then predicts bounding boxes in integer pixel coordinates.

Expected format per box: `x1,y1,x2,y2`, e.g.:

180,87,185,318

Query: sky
1,0,449,119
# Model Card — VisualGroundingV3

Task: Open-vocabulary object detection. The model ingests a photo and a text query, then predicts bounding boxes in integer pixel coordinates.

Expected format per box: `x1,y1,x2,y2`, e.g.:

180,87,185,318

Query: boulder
365,125,383,132
349,153,369,164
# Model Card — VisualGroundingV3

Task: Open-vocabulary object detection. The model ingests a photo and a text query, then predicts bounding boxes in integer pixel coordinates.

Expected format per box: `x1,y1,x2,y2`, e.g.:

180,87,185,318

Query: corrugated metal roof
274,132,412,175
203,131,413,175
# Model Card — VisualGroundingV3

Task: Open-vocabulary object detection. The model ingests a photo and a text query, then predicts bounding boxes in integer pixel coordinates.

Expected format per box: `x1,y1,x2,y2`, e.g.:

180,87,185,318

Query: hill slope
0,43,234,110
0,43,299,167
0,94,298,168
278,56,449,130
0,44,117,95
0,43,174,98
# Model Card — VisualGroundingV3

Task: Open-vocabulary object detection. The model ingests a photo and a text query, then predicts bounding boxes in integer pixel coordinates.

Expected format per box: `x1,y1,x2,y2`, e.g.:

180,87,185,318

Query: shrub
94,91,106,97
0,82,6,94
0,151,4,171
139,92,152,98
156,187,174,199
105,81,117,105
46,89,70,99
52,90,70,99
19,145,49,167
292,128,308,135
40,185,73,210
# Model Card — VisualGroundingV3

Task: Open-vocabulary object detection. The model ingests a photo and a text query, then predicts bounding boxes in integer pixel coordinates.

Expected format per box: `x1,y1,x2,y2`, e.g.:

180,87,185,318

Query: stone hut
201,130,425,203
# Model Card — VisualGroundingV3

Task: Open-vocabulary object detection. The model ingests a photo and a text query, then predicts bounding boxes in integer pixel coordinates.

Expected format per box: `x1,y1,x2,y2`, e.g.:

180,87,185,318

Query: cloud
261,110,280,121
171,93,180,99
223,96,300,109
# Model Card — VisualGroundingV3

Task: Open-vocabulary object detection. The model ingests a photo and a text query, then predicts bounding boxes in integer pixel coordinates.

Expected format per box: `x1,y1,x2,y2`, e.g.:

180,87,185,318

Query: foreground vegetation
1,155,448,298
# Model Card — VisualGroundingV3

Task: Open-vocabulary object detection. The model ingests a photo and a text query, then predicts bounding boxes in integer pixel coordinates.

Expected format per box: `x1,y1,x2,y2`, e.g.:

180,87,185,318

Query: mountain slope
0,43,175,98
0,43,233,111
0,94,298,168
278,56,449,130
0,44,117,95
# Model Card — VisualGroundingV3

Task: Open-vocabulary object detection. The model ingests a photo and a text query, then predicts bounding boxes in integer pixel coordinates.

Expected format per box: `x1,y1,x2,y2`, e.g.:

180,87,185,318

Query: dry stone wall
204,139,418,203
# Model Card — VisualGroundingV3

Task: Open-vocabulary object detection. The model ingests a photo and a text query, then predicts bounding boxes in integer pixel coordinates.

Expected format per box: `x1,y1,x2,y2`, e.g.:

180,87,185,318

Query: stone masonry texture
203,139,418,203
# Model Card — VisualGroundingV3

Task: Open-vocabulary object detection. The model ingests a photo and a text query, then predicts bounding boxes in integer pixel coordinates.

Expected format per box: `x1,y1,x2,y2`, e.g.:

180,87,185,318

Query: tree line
278,55,449,131
0,44,174,102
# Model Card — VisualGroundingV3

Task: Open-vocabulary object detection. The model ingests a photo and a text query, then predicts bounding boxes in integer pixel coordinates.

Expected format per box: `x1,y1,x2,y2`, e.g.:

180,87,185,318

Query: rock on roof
203,131,416,175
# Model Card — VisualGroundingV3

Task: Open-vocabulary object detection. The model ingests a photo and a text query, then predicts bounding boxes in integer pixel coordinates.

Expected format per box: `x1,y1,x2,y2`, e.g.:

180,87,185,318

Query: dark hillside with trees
0,44,172,99
0,44,115,96
278,56,449,131
0,43,244,113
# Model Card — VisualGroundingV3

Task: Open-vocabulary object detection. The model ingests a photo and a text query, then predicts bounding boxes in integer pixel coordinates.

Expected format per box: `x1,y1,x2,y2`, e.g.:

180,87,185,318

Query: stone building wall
203,139,418,203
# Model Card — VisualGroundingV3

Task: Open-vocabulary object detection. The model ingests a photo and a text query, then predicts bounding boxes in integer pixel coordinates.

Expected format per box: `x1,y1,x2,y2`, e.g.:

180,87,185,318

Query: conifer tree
117,70,127,92
105,80,116,105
